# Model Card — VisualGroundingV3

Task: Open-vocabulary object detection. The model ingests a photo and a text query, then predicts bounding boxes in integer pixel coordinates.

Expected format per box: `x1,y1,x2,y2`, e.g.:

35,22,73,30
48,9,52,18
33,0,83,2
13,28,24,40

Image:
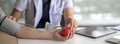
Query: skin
9,8,22,22
16,26,69,41
8,16,70,41
10,2,78,40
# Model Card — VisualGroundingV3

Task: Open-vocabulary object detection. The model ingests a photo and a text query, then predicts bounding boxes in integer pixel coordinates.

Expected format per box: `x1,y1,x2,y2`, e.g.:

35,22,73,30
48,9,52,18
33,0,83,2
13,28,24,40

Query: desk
18,28,120,44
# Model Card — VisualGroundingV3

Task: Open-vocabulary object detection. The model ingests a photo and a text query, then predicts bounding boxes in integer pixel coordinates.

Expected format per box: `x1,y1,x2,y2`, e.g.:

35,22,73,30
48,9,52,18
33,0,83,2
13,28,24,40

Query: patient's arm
16,26,54,40
0,14,70,41
0,10,70,40
1,15,53,40
16,26,70,41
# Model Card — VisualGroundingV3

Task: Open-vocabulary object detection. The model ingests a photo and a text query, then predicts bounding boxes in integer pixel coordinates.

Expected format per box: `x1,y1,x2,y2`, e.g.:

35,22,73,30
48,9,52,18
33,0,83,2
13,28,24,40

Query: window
73,0,120,21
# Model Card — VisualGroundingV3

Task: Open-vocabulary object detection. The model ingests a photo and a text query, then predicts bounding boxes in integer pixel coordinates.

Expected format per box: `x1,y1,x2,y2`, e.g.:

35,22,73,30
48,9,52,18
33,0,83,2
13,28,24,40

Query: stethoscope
53,0,64,15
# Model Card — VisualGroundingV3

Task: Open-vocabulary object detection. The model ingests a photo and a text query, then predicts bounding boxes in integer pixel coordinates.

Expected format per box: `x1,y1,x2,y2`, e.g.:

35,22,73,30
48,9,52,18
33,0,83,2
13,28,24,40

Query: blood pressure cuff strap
0,15,21,36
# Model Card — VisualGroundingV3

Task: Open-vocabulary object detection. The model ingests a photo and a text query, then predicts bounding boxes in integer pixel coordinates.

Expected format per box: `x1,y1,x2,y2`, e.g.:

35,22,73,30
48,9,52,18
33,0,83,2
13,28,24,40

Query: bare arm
63,8,74,19
0,16,69,40
10,8,23,22
16,26,71,41
16,26,54,40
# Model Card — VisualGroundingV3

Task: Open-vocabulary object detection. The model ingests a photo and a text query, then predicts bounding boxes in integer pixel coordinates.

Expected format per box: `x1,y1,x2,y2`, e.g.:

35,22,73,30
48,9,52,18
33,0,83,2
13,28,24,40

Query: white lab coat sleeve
64,0,73,8
14,0,28,12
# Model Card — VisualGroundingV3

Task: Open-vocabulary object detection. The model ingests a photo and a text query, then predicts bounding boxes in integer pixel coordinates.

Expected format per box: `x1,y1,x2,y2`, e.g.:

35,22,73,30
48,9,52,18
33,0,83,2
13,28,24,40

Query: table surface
18,28,120,44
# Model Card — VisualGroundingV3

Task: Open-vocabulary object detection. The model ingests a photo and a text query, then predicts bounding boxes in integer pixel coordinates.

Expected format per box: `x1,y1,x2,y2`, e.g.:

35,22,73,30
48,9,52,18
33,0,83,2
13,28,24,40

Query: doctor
10,0,78,39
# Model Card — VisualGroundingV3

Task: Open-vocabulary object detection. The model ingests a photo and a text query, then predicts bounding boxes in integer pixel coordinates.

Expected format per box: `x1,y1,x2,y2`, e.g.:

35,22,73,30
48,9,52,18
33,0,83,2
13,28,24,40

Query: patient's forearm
16,26,54,40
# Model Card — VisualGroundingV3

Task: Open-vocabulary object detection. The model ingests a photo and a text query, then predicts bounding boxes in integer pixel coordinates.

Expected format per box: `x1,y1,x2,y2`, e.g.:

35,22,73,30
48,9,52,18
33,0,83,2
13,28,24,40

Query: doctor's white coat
15,0,73,28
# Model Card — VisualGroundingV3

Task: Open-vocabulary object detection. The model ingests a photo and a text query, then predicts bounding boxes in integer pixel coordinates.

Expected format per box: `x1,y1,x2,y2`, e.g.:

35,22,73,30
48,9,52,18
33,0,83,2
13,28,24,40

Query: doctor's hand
64,16,78,39
53,29,71,41
8,16,17,22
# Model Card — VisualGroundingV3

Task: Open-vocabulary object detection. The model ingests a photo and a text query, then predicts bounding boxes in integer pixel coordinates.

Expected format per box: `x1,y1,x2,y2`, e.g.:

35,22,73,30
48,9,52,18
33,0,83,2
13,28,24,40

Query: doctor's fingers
8,16,17,22
69,32,74,39
68,20,78,39
64,20,74,39
8,16,13,19
72,20,78,33
68,24,77,39
67,19,78,36
12,18,17,22
66,18,73,28
69,22,78,39
71,19,75,31
68,31,74,39
66,19,75,33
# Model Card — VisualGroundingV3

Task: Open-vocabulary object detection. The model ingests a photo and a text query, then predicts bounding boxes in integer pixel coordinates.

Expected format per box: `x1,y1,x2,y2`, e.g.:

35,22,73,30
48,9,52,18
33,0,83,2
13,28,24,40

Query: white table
18,28,120,44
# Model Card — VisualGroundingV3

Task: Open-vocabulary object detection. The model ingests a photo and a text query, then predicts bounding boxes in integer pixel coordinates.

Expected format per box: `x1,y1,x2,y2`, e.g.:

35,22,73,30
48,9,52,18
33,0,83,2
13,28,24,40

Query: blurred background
73,0,120,21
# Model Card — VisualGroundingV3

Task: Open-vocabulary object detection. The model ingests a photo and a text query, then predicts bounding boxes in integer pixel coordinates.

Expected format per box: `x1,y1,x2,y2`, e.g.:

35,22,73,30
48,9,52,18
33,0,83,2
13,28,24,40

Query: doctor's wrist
64,16,74,20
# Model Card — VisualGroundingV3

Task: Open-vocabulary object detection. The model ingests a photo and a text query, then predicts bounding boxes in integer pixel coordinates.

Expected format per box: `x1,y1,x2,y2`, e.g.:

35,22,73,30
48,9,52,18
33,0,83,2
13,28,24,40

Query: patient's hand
53,29,71,41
